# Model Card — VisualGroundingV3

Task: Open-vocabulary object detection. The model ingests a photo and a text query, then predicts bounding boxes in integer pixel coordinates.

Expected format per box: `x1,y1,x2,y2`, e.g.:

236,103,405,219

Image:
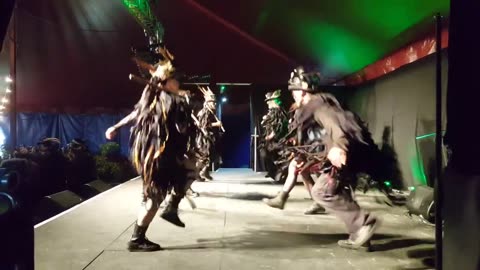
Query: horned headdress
197,86,216,102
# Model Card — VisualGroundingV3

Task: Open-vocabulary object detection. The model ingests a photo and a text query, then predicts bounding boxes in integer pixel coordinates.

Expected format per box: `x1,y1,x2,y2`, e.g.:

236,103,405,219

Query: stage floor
35,168,435,270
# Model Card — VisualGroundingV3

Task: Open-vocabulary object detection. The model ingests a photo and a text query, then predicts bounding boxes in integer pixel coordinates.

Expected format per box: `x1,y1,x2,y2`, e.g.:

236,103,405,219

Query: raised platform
35,169,435,270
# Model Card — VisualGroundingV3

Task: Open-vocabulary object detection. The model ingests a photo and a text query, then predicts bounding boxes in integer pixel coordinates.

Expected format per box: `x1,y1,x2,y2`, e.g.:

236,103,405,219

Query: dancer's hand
327,147,346,168
105,127,117,140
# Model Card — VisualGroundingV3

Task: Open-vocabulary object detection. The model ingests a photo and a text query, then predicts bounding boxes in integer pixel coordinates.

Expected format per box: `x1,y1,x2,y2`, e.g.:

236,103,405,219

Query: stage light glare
221,97,227,103
5,76,12,83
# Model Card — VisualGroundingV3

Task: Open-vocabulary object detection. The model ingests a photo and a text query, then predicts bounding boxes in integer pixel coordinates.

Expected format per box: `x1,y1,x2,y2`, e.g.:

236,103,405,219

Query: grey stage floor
35,168,435,270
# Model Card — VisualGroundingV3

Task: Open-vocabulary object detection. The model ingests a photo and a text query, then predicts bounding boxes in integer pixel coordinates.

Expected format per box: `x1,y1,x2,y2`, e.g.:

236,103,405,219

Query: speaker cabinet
72,180,112,199
34,190,83,224
406,185,435,223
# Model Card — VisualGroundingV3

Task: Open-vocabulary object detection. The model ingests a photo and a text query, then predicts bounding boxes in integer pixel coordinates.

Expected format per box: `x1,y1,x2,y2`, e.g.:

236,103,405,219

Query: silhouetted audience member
64,138,96,189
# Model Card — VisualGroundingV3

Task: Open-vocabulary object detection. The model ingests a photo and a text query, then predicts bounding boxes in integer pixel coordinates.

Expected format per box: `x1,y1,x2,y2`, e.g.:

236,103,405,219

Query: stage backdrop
0,50,447,188
344,51,448,189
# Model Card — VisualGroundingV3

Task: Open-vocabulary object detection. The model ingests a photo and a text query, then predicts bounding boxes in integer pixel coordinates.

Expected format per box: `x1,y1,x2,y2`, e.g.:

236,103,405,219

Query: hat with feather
265,89,281,101
288,66,322,92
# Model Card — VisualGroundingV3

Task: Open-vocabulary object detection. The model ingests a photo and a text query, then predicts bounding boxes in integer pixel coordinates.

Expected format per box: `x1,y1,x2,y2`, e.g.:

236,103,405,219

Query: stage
34,169,434,270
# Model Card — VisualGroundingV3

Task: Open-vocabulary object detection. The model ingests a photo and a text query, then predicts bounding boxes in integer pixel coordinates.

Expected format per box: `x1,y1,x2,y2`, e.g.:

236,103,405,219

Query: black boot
127,224,162,252
199,166,213,181
160,194,185,227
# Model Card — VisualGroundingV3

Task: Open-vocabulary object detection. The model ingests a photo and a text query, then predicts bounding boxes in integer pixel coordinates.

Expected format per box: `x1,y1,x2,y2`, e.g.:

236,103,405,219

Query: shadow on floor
198,191,311,201
406,247,435,269
371,238,435,252
207,180,277,185
165,230,399,252
199,192,272,201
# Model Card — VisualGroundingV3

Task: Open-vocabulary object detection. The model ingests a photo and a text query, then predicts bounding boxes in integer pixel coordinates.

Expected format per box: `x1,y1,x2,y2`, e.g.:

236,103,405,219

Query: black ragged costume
129,83,197,205
195,107,218,180
261,107,288,147
260,106,288,179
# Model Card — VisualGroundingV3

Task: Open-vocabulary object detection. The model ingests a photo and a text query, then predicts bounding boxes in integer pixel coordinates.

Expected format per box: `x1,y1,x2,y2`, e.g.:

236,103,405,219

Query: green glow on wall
410,150,427,185
416,133,436,140
293,16,382,73
251,0,449,75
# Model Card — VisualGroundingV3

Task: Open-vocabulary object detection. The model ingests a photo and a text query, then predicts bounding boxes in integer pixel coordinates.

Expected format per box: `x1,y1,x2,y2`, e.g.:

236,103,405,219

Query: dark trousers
260,148,278,177
309,172,375,235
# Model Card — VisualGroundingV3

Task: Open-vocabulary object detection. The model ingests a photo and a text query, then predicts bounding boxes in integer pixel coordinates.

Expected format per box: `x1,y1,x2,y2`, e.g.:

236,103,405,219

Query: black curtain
444,0,480,173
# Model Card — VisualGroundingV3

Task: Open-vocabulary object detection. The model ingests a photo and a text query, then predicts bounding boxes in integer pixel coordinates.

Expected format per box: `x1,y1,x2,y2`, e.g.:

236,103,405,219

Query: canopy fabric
5,0,449,112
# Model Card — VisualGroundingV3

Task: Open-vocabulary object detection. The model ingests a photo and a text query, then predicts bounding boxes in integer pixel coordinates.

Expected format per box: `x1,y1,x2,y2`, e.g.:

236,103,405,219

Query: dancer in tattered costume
265,67,381,249
259,90,288,180
105,47,197,251
194,86,224,181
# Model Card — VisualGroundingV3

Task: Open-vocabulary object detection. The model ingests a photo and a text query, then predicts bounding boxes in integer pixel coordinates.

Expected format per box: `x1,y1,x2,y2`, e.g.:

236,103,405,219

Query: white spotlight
5,76,13,83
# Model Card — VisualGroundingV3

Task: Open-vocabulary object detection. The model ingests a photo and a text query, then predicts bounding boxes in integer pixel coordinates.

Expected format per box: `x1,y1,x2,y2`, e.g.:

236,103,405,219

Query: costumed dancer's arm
265,131,275,140
210,114,225,131
105,109,139,140
313,107,348,168
211,121,222,127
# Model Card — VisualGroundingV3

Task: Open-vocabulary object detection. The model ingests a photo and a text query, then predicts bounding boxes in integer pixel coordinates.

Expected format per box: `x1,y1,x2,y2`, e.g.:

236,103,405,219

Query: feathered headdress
149,46,175,80
197,86,216,102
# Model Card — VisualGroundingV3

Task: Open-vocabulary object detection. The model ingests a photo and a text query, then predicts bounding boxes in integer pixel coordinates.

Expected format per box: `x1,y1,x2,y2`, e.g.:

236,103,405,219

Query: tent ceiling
11,0,449,111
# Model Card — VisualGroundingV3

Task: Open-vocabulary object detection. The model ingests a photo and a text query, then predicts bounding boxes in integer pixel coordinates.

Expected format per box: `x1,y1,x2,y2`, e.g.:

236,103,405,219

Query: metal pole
253,127,257,172
434,13,443,270
217,101,222,171
218,102,222,124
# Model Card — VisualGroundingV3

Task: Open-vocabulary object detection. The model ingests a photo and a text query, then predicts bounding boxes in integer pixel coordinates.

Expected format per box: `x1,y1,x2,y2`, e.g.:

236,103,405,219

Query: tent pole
8,1,17,150
434,13,443,270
